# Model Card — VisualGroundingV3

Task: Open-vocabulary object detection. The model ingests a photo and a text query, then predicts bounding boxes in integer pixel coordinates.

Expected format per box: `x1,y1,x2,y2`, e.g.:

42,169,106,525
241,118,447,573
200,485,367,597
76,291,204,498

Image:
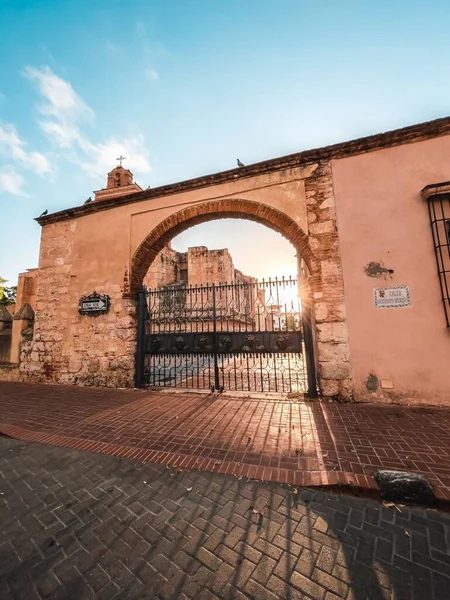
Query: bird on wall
84,197,92,204
237,159,245,167
39,209,48,217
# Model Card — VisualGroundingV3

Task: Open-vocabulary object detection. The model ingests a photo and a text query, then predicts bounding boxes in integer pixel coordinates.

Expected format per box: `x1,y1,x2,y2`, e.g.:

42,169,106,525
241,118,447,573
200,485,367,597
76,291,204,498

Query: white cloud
23,65,94,150
23,65,94,122
0,123,51,175
39,120,85,150
80,135,151,180
24,64,152,184
0,169,28,196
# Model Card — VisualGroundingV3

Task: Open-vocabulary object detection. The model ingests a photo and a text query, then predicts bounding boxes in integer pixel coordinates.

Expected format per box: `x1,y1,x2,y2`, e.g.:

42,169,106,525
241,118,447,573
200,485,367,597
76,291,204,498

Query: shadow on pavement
2,436,450,599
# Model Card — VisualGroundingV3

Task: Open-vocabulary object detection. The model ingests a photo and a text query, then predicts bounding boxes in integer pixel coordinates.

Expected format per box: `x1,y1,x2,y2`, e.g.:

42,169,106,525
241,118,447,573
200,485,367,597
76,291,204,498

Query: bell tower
106,166,134,189
94,156,144,202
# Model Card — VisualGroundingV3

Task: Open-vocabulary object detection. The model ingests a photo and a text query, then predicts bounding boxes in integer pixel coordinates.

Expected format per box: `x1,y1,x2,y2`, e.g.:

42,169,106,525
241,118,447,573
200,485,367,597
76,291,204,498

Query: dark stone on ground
375,469,437,504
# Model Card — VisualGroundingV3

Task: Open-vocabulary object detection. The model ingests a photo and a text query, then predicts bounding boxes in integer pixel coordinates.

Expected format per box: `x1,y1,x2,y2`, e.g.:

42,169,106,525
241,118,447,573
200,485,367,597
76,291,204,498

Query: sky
2,0,450,285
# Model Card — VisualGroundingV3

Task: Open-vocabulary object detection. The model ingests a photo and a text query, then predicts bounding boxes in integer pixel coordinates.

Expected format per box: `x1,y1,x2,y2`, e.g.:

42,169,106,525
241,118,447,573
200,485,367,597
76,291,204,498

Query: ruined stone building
144,246,271,333
143,245,253,290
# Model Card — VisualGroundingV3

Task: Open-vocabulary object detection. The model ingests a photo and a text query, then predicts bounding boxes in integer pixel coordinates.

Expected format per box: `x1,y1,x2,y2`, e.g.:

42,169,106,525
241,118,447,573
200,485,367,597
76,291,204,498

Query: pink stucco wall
332,135,450,404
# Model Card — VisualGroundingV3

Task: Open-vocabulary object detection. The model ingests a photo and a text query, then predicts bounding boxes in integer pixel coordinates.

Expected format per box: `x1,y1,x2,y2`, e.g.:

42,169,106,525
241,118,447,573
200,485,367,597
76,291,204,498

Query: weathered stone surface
338,378,354,400
308,220,335,235
317,342,350,363
314,302,328,322
319,379,339,397
318,362,352,380
316,322,349,343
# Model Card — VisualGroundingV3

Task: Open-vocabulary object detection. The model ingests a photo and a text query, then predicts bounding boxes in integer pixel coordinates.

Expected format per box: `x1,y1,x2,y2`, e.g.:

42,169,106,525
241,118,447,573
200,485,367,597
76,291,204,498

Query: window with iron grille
427,194,450,327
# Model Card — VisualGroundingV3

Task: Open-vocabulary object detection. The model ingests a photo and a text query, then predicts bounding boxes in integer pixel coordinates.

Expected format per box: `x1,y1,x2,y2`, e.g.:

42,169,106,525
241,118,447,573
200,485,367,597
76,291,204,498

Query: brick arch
129,198,317,296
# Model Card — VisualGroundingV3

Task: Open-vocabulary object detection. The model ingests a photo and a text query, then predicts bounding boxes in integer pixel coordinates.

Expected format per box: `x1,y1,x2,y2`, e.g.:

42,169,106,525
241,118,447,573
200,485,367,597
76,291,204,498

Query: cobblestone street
1,436,450,599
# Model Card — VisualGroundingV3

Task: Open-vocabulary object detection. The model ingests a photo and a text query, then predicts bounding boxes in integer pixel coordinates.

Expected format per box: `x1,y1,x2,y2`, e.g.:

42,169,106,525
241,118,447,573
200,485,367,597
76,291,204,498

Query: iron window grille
427,193,450,327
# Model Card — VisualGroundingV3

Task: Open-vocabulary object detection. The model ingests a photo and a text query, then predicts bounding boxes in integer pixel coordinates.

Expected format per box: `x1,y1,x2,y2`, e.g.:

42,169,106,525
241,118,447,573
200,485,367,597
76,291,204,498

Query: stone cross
116,155,126,167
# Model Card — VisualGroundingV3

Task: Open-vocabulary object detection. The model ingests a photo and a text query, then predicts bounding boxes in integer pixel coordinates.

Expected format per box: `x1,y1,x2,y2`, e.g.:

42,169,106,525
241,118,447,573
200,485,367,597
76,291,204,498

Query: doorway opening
134,217,317,396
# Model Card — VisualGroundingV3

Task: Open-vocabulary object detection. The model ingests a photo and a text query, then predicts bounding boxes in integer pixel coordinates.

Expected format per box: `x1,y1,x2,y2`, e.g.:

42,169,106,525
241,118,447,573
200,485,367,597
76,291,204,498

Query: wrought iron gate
135,277,317,395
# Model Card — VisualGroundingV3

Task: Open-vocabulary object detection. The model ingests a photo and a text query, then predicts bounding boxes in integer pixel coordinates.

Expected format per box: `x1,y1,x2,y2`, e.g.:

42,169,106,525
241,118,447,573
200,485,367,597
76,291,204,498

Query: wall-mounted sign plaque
79,292,110,315
374,286,410,309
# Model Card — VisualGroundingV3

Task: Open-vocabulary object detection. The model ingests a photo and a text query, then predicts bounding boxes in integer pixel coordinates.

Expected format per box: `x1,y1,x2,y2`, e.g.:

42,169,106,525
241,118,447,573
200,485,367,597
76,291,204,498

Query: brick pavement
1,382,450,501
2,436,450,599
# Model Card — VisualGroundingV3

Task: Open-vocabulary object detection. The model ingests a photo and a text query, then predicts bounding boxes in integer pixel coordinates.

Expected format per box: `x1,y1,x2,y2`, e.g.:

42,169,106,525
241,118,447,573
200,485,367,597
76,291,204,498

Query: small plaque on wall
374,286,410,309
79,292,110,315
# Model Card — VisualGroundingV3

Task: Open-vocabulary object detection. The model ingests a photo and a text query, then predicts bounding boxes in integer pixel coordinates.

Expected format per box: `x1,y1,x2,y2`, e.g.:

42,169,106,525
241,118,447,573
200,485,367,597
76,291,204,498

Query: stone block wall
187,247,235,286
144,245,179,289
303,162,353,400
19,222,137,388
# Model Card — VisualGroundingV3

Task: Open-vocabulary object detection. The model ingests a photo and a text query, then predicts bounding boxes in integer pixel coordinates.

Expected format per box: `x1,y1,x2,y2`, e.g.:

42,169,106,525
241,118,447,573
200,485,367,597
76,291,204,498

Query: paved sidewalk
2,436,450,599
1,382,450,500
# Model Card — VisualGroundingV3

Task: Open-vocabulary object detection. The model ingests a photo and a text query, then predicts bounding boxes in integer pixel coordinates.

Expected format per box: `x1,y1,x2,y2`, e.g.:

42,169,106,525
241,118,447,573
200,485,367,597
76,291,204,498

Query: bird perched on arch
84,197,92,204
39,209,48,217
237,159,245,167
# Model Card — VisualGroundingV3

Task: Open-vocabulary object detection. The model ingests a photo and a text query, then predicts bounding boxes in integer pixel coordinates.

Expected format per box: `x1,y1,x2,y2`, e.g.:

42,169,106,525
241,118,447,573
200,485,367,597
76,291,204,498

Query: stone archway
129,196,349,399
129,198,319,297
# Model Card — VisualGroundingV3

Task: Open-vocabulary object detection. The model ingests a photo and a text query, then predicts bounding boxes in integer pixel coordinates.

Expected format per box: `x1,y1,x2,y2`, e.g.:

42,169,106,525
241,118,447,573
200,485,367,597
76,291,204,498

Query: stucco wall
332,135,450,404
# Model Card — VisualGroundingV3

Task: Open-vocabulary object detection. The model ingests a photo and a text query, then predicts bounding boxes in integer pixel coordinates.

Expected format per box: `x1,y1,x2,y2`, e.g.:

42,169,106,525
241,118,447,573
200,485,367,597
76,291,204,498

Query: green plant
0,278,17,305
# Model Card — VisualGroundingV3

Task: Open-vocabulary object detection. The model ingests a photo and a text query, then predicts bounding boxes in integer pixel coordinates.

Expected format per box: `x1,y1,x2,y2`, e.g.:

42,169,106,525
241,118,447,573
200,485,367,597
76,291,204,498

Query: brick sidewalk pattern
2,436,450,599
1,382,450,500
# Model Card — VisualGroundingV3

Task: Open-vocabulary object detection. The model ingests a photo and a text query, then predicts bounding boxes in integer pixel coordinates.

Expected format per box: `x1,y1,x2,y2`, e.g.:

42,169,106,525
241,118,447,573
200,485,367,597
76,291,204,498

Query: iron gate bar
135,288,147,388
212,283,220,390
136,276,314,394
302,300,318,397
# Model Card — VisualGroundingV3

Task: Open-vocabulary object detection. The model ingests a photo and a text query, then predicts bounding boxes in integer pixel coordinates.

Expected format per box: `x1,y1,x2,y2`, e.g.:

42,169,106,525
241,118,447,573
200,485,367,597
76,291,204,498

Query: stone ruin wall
186,247,235,287
144,245,254,289
144,245,180,289
303,162,352,400
17,222,136,388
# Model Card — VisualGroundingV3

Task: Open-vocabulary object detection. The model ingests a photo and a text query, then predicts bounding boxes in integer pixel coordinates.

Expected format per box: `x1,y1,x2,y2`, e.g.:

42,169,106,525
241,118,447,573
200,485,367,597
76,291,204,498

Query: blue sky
2,0,450,285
